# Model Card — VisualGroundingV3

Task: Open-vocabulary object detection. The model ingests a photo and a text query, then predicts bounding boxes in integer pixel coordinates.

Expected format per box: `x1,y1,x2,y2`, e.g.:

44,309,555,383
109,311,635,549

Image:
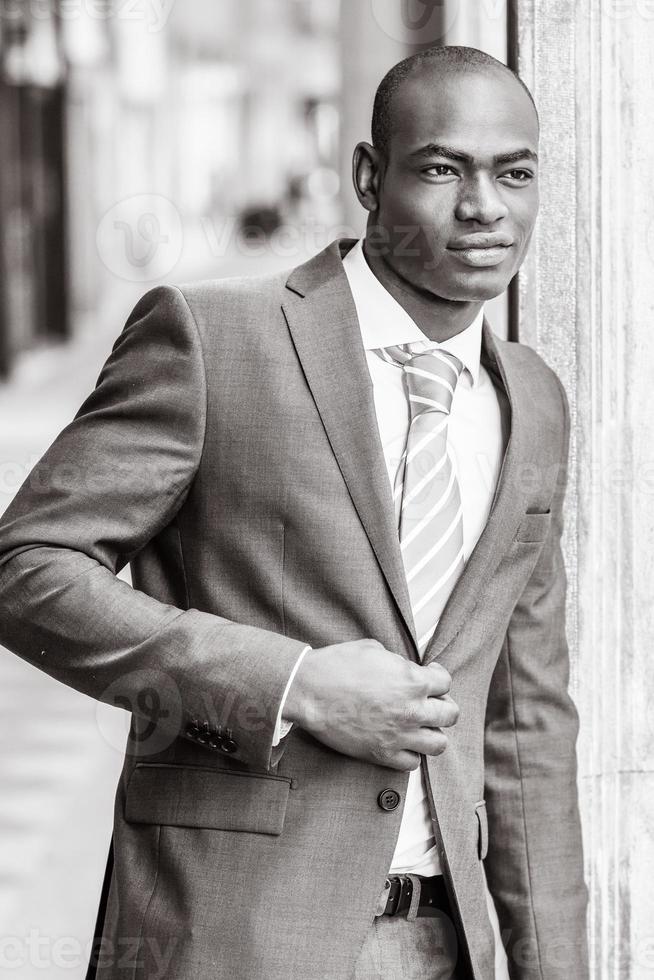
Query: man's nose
455,175,509,225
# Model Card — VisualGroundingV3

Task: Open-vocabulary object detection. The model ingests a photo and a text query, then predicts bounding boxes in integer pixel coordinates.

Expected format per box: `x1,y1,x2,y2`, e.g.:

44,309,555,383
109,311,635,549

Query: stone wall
515,2,654,976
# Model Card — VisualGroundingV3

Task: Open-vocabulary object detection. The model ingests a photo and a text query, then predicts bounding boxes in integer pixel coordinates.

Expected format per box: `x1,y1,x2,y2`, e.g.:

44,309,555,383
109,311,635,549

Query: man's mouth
447,234,514,269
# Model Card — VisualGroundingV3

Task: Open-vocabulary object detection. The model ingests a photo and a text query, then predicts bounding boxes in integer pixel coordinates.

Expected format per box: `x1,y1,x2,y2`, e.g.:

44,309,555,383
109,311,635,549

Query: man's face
370,67,540,302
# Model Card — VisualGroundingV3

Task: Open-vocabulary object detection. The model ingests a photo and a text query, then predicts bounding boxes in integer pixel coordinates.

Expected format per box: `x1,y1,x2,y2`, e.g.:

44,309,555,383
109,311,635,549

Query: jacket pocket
124,763,291,836
514,510,551,543
475,799,489,860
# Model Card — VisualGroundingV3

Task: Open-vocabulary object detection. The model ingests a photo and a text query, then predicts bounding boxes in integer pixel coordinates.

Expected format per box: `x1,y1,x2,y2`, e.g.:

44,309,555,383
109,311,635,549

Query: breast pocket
514,510,552,543
124,763,291,836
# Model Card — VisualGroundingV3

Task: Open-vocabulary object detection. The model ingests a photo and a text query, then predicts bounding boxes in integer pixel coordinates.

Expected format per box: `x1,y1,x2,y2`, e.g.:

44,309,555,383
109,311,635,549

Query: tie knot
374,344,464,417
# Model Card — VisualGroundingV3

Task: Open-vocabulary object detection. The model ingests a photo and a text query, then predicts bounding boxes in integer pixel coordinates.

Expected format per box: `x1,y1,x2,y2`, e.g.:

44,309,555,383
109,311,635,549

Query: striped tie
374,344,466,658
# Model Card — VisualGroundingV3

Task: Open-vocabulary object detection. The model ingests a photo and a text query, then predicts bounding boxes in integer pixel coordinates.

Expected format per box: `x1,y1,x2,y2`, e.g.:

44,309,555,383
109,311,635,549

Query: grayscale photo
0,1,650,978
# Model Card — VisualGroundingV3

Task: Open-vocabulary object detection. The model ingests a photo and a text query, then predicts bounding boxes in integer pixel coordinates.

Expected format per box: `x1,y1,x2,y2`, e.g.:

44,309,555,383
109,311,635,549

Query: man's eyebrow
409,143,472,164
493,148,539,165
408,143,539,165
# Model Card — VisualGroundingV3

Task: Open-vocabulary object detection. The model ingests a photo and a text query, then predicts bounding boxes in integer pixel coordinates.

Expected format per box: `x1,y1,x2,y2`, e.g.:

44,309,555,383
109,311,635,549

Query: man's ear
352,142,384,213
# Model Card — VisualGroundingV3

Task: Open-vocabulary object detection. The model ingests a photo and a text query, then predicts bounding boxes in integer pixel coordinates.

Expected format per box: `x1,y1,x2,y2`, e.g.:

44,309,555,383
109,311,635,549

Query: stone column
513,1,654,976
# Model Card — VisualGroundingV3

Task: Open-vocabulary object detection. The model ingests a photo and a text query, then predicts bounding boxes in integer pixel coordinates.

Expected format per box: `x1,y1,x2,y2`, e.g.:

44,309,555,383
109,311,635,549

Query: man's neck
361,240,483,343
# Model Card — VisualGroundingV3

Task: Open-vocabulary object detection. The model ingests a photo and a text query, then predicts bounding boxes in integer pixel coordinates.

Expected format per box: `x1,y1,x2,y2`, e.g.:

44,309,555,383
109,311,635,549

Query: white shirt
276,239,505,878
342,239,505,876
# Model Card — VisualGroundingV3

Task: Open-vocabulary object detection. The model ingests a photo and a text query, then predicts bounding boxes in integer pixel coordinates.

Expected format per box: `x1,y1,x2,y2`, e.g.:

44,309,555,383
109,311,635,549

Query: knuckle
427,663,452,694
400,700,422,727
370,741,390,766
411,668,431,697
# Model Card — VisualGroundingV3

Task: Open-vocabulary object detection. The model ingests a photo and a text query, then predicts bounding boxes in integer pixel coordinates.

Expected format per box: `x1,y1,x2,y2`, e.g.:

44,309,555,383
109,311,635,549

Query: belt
375,873,451,918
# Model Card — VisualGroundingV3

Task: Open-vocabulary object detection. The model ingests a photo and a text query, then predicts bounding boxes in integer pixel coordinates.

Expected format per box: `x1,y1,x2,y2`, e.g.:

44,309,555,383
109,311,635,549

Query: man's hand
282,640,458,771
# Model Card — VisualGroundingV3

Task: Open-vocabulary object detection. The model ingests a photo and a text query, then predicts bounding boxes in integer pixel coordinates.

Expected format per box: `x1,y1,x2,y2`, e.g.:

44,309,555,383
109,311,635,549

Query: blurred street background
0,3,508,974
3,0,653,977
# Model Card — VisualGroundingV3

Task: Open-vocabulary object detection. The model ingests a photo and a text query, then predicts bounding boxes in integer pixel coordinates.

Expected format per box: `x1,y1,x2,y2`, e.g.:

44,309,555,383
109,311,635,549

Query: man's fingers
418,694,460,730
404,728,449,758
422,662,452,697
387,750,422,772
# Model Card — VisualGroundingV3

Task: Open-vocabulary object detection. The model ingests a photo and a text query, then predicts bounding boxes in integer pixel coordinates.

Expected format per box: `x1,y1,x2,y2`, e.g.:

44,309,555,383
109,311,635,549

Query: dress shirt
342,239,505,876
274,240,505,879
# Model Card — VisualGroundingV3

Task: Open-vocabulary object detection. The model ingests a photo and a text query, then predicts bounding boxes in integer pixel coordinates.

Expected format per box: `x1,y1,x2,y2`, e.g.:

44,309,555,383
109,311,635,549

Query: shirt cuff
272,645,312,747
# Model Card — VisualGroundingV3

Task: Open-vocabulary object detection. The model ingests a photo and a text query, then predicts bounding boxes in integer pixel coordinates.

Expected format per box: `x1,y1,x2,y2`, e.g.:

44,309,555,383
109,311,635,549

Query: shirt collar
342,238,484,387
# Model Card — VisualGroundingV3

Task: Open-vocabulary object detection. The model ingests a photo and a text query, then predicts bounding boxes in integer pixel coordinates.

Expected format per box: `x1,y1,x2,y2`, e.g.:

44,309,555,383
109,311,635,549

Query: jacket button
220,736,238,754
378,789,401,812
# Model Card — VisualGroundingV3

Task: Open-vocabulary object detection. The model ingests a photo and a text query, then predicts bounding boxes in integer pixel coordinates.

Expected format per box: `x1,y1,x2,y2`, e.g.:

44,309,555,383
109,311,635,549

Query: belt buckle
374,875,412,917
374,878,392,917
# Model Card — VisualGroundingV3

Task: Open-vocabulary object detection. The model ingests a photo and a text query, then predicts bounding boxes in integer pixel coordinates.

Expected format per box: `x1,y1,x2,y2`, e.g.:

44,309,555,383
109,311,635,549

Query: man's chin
436,272,513,303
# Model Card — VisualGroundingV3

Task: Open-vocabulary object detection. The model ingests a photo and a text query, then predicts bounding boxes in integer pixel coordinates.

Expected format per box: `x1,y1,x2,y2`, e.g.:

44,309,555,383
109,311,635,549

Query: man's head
353,45,540,304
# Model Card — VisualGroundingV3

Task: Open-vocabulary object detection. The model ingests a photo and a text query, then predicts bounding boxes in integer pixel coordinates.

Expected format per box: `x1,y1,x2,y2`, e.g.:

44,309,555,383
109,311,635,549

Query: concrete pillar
513,2,654,976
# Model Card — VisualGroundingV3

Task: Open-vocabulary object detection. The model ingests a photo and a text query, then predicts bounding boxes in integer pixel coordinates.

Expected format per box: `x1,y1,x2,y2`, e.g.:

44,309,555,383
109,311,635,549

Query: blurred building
0,0,343,377
0,1,68,376
0,0,514,382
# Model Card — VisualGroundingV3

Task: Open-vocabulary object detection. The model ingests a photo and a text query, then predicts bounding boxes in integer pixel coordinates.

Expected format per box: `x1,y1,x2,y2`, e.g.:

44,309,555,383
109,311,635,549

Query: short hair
371,45,538,160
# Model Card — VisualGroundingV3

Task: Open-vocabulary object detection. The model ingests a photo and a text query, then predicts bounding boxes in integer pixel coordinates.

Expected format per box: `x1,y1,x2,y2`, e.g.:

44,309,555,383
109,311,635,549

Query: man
0,46,587,979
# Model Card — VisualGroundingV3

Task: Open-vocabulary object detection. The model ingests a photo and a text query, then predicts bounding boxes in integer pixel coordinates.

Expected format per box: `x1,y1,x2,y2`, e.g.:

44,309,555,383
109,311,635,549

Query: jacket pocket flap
125,763,291,836
475,800,489,860
514,510,551,543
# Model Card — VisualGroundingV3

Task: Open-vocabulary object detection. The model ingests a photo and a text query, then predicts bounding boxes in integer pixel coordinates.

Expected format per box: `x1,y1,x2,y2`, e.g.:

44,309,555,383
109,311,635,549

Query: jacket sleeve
0,285,307,771
483,373,589,980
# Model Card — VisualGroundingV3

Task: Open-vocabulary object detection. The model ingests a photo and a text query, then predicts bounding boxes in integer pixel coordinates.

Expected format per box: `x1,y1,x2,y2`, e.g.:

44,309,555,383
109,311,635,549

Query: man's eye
424,165,457,177
502,169,533,182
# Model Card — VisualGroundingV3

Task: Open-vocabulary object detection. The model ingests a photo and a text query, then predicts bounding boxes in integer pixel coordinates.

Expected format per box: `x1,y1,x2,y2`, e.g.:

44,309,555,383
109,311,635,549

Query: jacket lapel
421,320,528,664
282,241,417,646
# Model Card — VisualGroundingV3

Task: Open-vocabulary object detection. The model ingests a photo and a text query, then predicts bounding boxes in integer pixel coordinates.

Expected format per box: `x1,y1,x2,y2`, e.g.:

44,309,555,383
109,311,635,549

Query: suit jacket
0,239,588,979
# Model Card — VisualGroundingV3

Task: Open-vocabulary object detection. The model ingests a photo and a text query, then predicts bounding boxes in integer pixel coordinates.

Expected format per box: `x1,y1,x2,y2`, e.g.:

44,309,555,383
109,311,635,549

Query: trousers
351,908,461,979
